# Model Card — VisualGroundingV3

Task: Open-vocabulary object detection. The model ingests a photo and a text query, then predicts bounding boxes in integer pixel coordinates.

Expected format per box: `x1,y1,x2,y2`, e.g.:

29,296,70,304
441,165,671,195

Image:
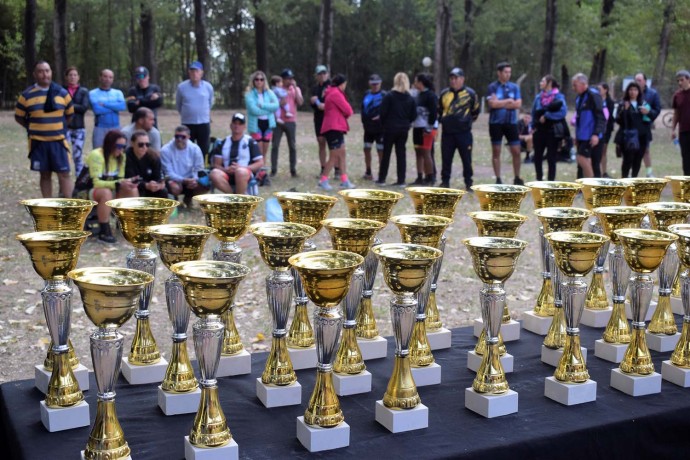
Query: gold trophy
339,189,403,357
69,267,154,460
471,184,530,213
289,250,363,451
194,194,263,375
17,230,91,431
667,176,690,300
463,237,526,417
622,177,669,207
611,228,677,396
21,198,96,391
322,218,385,395
149,224,217,415
170,261,250,455
390,215,452,385
106,197,179,384
249,222,316,407
663,224,690,386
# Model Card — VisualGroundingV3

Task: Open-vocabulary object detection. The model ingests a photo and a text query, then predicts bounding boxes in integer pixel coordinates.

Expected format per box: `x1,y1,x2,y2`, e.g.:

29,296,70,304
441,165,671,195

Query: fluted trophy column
666,176,690,297
668,224,690,370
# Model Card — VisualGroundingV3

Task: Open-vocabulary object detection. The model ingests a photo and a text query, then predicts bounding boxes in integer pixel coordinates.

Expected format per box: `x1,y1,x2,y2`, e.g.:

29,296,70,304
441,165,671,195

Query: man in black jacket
127,66,163,127
361,74,386,180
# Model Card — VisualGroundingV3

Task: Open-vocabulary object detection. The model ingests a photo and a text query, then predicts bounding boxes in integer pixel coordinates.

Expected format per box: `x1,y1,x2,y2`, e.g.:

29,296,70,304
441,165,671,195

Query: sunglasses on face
174,134,188,140
115,143,127,150
137,142,151,148
254,77,264,81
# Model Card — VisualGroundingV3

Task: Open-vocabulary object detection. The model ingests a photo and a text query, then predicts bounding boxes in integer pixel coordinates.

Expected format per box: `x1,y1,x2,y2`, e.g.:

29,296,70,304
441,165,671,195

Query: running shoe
318,179,333,191
340,179,356,189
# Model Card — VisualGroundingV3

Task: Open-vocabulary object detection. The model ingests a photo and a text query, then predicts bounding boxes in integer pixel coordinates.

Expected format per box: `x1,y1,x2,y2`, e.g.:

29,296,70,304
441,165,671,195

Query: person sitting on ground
209,113,264,195
161,125,209,207
518,113,534,163
270,75,293,124
121,107,161,150
124,130,167,198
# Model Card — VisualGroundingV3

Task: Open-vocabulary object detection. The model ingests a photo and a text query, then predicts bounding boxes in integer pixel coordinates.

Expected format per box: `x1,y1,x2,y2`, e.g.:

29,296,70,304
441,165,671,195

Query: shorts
314,117,324,138
577,141,593,158
251,119,272,142
216,170,247,186
489,123,520,146
29,140,71,173
363,131,384,150
323,130,345,150
413,128,437,150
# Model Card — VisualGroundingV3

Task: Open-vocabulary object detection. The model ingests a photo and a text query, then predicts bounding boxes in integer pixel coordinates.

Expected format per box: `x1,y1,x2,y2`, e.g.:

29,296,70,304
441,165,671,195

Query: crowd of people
14,59,690,243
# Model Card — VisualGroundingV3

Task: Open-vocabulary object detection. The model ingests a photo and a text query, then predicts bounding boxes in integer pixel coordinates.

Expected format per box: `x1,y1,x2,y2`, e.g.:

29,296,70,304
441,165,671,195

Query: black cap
231,112,246,124
369,74,382,84
134,66,149,78
449,67,464,78
281,68,294,79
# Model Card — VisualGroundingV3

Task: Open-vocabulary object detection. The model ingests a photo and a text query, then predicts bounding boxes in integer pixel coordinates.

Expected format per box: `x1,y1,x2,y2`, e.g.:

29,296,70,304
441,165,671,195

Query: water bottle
247,176,259,196
674,138,680,150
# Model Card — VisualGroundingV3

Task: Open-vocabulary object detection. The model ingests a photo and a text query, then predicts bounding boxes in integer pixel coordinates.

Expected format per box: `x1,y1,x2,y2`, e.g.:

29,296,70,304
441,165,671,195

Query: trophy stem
127,248,161,365
672,273,690,366
671,267,682,297
620,273,655,375
288,241,316,347
356,240,381,338
555,276,589,383
649,246,679,335
544,256,566,349
473,284,509,394
84,400,130,460
262,270,297,385
535,226,555,317
334,267,365,374
585,236,610,310
383,295,420,409
43,279,80,371
44,339,80,371
162,275,197,393
46,352,84,407
603,301,632,343
474,329,507,356
410,276,434,367
212,241,242,263
500,282,511,323
425,235,446,330
221,308,243,355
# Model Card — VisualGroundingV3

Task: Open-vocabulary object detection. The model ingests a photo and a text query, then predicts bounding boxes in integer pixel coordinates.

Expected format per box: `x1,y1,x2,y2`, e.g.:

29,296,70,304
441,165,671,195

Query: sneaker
318,179,333,191
393,182,407,188
423,177,435,186
496,177,503,184
465,186,474,193
362,173,374,180
262,176,272,186
340,179,356,189
524,156,533,164
291,171,298,178
97,232,116,244
603,172,610,178
408,177,424,186
514,177,524,186
374,180,387,186
440,181,450,188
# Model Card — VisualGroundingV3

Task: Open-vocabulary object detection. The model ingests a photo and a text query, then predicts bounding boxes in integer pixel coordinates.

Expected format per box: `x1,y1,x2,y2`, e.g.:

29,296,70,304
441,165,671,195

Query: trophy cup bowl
614,229,679,273
642,202,690,231
391,214,453,248
250,222,317,270
576,178,627,210
322,218,386,257
17,230,91,281
621,177,669,206
670,224,690,268
534,207,592,233
21,198,96,231
668,224,690,367
149,224,217,269
594,206,648,245
106,197,179,248
546,232,610,277
463,237,528,284
338,189,404,223
275,191,338,235
469,211,528,238
526,181,583,209
471,184,530,213
406,186,465,219
193,193,264,246
372,244,443,295
289,250,364,307
666,176,690,203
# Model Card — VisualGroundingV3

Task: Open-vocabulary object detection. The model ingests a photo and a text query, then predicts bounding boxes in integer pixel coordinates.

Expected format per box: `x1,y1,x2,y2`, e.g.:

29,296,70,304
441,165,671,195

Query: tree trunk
317,0,333,70
140,4,156,81
433,0,452,92
540,0,558,77
561,64,570,101
193,0,210,76
254,7,268,72
53,0,67,82
589,0,615,84
231,10,244,106
459,0,484,73
653,0,676,92
24,0,37,86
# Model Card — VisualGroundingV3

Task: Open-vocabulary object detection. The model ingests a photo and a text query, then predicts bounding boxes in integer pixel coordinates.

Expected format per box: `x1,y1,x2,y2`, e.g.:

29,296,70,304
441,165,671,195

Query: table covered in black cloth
2,320,689,459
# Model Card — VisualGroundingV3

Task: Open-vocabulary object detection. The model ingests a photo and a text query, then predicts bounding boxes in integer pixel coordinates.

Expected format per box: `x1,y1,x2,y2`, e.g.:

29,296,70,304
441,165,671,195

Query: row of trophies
15,175,690,459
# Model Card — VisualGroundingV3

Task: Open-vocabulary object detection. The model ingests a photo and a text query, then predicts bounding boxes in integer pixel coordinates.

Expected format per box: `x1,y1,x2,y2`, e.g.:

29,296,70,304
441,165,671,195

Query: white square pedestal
544,377,597,405
296,416,350,452
541,345,587,368
464,388,518,418
661,361,690,387
121,357,168,385
610,369,661,396
411,363,442,386
467,351,513,373
35,363,89,394
671,296,684,316
594,340,627,363
473,319,520,341
217,350,251,377
522,311,552,336
333,371,372,396
287,346,317,370
83,452,131,460
356,336,388,360
158,386,201,415
625,300,655,321
580,308,612,328
646,332,681,352
256,379,301,407
184,436,238,460
40,400,90,432
426,328,452,350
375,401,428,433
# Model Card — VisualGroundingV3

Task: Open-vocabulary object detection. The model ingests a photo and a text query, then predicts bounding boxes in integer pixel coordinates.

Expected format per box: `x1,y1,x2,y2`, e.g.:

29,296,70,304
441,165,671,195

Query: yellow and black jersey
438,86,479,133
15,84,73,144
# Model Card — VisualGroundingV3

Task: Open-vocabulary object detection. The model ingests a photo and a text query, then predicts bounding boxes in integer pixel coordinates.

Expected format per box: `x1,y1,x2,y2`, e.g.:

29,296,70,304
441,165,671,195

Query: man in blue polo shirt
487,61,523,185
90,68,126,148
176,61,215,163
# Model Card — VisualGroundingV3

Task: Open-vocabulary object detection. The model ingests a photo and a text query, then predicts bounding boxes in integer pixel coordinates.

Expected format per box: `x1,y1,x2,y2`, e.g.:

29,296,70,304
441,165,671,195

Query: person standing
64,66,90,177
245,70,279,159
176,61,214,161
270,68,303,177
597,82,616,178
376,72,416,187
531,75,567,181
311,65,335,176
635,73,661,177
89,69,126,149
15,61,75,198
410,73,438,185
572,73,606,178
672,70,690,175
361,74,386,180
487,62,524,185
616,82,650,178
437,67,480,189
127,66,163,127
318,74,355,190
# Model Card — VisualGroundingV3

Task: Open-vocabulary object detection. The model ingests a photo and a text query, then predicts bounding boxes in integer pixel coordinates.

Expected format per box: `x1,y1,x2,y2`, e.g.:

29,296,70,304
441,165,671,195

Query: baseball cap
281,68,294,79
369,74,382,84
315,65,328,75
231,112,246,124
449,67,464,78
134,66,149,78
676,70,690,79
189,61,204,71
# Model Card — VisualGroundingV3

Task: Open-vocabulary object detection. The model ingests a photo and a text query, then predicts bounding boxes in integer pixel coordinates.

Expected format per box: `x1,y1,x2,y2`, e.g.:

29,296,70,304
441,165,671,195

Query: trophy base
158,386,201,415
544,377,597,406
661,361,690,387
671,296,683,315
121,357,168,385
541,345,587,368
35,363,89,394
467,351,513,373
411,363,442,386
184,436,238,460
375,400,429,433
522,311,552,336
426,328,452,350
610,369,661,396
356,336,388,360
256,378,301,408
625,300,655,321
580,308,612,328
464,388,518,418
646,332,681,352
217,350,252,377
287,346,317,370
40,400,89,432
83,452,131,460
594,340,628,363
473,319,520,342
333,370,372,396
296,416,350,452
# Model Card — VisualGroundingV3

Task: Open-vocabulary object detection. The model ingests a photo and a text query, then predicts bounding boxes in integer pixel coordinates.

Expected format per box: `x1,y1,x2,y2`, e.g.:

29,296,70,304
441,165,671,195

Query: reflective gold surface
275,191,338,234
262,335,297,385
149,224,217,269
546,232,610,277
161,341,197,393
106,197,179,248
249,222,316,270
382,356,421,409
16,231,91,281
543,306,567,349
468,211,527,239
603,302,632,344
620,328,655,375
333,328,366,374
304,371,343,427
221,308,244,355
193,194,263,242
83,400,130,460
471,184,530,213
406,186,465,219
576,178,627,210
391,214,453,248
322,218,385,257
288,251,364,307
666,175,690,203
190,386,231,447
338,189,403,223
671,321,690,367
473,343,509,394
554,334,589,383
614,229,678,273
670,224,690,268
21,198,96,231
593,206,647,245
621,177,669,206
372,244,443,294
462,237,528,284
44,352,84,408
534,207,592,233
527,181,582,209
642,202,690,232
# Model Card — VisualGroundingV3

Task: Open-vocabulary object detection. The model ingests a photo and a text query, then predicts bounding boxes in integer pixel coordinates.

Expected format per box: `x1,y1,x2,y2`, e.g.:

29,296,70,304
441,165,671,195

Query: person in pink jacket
318,74,355,190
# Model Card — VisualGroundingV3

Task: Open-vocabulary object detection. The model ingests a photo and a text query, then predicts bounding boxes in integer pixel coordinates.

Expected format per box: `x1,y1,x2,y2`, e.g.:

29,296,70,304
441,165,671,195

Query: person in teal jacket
244,70,279,157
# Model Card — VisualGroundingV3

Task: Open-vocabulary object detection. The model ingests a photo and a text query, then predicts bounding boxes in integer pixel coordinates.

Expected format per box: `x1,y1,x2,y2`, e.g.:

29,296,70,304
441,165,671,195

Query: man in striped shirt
15,61,75,198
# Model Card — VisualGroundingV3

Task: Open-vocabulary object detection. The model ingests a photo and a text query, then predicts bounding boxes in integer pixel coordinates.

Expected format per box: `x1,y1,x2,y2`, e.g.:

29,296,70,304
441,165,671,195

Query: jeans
271,121,297,175
440,131,473,187
379,130,409,184
92,126,112,149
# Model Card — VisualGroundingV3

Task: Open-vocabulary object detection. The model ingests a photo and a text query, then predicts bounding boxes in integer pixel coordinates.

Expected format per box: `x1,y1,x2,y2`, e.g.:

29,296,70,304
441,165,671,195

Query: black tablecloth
2,319,689,460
